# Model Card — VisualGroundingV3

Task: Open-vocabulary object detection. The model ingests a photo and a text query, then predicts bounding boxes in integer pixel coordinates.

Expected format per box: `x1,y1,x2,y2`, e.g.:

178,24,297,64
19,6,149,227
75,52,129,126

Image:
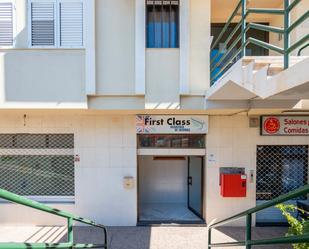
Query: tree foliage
276,204,309,249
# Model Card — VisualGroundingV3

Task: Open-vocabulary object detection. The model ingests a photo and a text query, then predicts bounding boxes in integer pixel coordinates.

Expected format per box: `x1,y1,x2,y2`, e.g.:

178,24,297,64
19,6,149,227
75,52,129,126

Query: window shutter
0,2,13,46
59,1,83,47
31,2,55,46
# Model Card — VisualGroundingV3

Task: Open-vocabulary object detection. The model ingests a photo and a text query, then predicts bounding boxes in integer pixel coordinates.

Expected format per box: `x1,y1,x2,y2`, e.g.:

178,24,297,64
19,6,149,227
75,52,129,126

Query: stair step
268,67,284,76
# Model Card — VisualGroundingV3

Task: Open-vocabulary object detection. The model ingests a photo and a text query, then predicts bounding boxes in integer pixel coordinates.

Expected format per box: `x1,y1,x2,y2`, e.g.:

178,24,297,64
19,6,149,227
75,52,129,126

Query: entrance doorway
138,155,204,224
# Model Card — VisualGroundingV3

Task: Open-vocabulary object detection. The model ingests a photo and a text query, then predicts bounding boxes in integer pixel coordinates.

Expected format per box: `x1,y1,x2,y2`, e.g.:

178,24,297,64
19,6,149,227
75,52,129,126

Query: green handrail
208,185,309,249
0,188,108,249
211,0,242,50
298,42,309,56
210,0,309,85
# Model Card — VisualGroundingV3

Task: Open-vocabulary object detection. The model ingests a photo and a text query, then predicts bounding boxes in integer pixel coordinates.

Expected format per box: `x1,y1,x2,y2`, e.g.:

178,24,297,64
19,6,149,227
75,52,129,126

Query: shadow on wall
0,27,86,105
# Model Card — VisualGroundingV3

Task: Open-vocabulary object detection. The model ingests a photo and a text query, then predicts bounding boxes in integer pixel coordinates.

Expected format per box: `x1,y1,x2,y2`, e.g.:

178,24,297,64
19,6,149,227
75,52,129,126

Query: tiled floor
139,203,202,222
0,225,293,249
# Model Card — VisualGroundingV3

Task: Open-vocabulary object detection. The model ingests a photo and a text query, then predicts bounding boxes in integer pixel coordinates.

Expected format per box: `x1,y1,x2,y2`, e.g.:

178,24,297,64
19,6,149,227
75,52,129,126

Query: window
29,0,84,48
138,134,205,149
146,0,179,48
0,2,14,47
0,134,75,201
256,145,308,201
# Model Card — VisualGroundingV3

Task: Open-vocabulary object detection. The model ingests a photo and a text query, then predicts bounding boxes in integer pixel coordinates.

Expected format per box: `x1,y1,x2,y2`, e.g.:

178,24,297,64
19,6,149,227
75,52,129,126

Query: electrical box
219,168,246,197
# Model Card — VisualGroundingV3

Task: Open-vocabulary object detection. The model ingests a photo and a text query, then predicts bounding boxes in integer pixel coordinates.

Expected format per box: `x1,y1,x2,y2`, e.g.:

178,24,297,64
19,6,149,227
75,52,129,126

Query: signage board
136,115,208,134
261,116,309,136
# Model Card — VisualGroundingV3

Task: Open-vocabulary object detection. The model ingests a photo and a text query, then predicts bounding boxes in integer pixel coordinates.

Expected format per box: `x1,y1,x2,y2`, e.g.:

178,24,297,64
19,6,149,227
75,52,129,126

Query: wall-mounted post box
220,173,247,197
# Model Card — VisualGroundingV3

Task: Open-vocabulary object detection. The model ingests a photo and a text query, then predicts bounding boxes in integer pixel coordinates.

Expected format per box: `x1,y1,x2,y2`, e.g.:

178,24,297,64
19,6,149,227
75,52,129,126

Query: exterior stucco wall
0,50,86,104
189,0,211,93
262,1,309,56
145,49,180,107
206,115,309,226
95,0,136,95
0,113,137,226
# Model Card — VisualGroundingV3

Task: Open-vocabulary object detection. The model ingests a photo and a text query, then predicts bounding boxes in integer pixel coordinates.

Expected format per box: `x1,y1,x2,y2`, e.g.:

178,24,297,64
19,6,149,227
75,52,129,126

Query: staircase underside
206,56,309,101
206,56,309,113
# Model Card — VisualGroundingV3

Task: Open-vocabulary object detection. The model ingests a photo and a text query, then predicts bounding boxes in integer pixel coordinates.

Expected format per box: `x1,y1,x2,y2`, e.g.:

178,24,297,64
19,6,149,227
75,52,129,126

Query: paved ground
0,225,292,249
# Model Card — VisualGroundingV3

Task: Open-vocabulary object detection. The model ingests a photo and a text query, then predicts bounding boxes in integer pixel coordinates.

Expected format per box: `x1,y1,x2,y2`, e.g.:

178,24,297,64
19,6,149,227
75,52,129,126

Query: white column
85,0,96,95
135,0,146,95
179,0,190,94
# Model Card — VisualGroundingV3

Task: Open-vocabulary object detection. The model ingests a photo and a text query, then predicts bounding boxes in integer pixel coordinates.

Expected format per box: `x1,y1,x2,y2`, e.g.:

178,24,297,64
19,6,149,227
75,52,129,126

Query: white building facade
0,0,308,226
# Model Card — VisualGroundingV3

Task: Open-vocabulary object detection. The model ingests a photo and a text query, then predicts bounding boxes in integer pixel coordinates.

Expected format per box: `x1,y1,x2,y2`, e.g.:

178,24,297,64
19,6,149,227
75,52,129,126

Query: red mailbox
220,173,247,197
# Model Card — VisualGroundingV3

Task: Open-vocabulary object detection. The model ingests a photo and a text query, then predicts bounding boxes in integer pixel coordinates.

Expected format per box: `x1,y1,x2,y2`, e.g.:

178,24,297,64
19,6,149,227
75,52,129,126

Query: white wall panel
0,113,137,226
139,156,187,204
206,115,309,226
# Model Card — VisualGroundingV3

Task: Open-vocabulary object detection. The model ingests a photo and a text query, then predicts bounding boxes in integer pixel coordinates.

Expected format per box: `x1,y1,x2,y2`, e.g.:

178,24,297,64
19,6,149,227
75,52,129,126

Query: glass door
188,156,203,218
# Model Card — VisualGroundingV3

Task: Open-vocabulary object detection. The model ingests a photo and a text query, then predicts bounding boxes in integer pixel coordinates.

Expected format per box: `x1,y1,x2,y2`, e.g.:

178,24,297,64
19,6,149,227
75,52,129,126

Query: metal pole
284,0,291,69
246,214,252,249
241,0,247,57
208,227,212,249
68,218,74,247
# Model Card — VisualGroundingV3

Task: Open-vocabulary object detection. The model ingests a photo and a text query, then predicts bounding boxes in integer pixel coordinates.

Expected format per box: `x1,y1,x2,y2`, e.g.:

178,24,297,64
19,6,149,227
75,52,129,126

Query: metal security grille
257,145,308,201
0,134,74,197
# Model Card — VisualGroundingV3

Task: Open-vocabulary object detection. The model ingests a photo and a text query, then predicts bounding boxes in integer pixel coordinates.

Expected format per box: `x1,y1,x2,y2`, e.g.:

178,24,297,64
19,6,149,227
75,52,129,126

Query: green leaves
276,204,309,249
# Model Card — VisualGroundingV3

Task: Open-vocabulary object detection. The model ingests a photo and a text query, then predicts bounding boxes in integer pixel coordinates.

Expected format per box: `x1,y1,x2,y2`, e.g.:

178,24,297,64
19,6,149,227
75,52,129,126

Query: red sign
263,117,280,134
261,116,309,136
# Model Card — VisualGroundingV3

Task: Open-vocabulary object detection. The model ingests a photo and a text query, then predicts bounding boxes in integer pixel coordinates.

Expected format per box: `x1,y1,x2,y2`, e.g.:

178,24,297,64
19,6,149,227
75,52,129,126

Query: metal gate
256,145,308,224
0,134,75,199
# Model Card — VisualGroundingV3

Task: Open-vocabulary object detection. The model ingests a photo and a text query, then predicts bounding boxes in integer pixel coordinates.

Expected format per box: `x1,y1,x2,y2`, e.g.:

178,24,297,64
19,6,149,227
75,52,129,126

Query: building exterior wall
265,1,309,56
95,0,136,95
0,0,308,228
0,113,308,226
145,49,180,107
206,115,309,226
189,0,210,94
0,113,137,226
0,50,86,105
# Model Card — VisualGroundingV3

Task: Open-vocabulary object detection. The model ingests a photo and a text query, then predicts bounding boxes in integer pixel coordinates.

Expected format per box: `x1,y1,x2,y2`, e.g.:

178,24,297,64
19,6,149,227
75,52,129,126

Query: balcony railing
210,0,309,85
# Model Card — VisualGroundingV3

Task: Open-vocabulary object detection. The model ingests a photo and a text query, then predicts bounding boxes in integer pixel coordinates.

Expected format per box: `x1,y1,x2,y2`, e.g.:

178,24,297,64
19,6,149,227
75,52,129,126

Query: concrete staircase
206,56,309,100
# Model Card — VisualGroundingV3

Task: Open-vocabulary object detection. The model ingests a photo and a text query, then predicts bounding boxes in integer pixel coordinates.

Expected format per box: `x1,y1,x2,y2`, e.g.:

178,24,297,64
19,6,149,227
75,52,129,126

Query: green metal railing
208,185,309,249
211,0,309,85
0,188,108,249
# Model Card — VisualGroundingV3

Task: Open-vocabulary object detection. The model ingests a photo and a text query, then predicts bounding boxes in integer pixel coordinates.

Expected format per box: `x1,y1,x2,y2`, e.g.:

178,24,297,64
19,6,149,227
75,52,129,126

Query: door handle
188,177,192,185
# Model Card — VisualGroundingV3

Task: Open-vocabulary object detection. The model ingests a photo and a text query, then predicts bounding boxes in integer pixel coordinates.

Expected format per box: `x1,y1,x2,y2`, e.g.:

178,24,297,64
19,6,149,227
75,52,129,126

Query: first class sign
261,116,309,136
136,115,208,134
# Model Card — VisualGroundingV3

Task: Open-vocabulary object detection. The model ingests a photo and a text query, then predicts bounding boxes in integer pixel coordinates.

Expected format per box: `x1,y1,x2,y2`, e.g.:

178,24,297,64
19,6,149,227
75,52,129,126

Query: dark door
188,156,203,218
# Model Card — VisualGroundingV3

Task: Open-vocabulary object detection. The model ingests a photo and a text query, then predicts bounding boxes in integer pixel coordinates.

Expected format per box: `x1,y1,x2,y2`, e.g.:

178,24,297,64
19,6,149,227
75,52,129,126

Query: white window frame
27,0,85,49
0,0,16,49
